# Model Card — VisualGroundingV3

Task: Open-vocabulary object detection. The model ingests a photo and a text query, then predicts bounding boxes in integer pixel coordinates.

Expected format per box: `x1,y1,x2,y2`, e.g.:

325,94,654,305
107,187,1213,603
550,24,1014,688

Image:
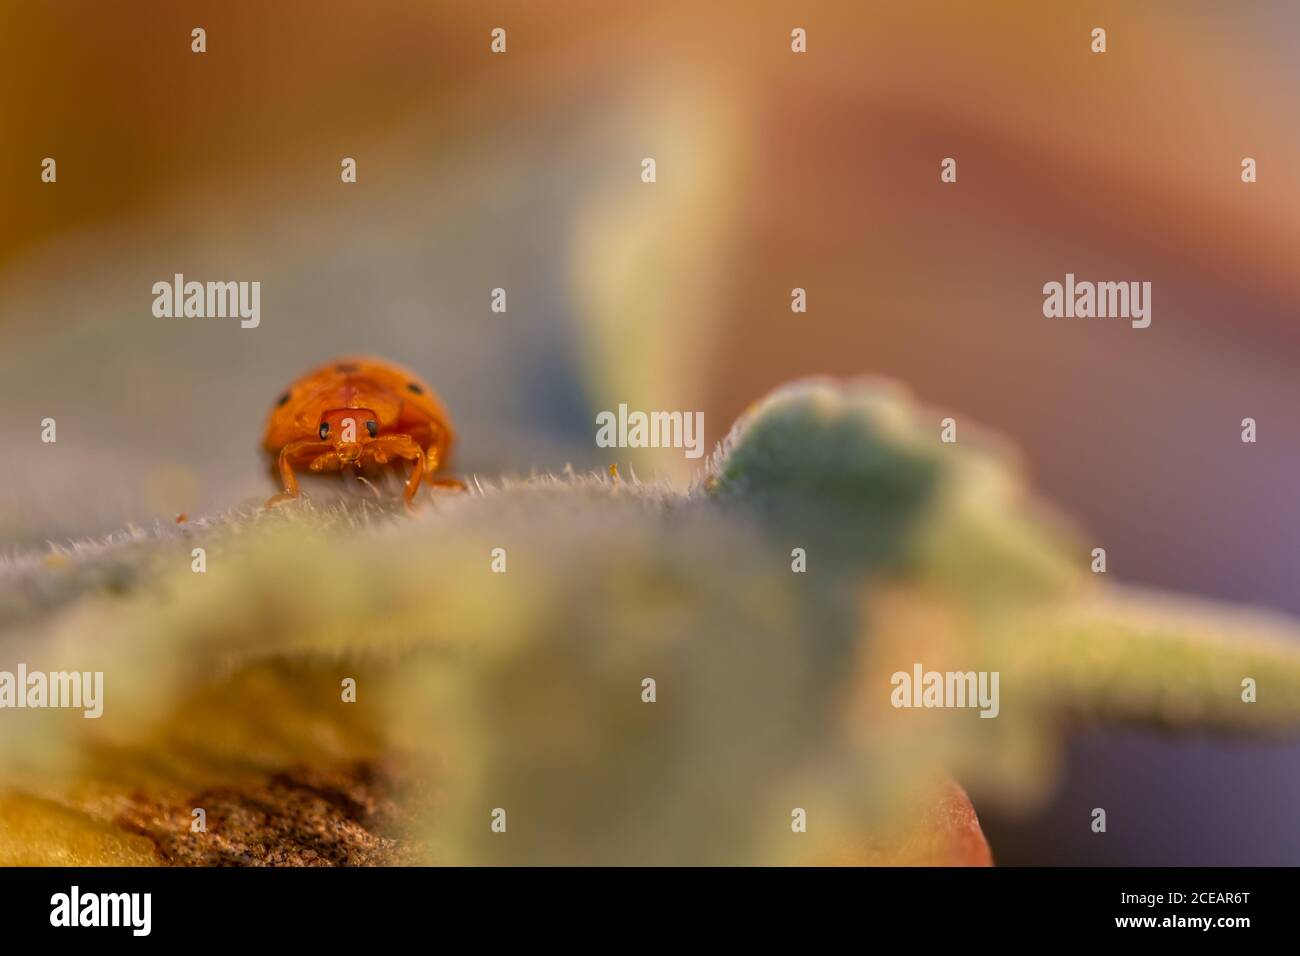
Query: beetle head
317,408,380,464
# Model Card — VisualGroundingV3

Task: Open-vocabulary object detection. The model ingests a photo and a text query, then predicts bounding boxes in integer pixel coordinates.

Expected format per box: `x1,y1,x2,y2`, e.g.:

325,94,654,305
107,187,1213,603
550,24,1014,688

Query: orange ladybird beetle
262,356,463,507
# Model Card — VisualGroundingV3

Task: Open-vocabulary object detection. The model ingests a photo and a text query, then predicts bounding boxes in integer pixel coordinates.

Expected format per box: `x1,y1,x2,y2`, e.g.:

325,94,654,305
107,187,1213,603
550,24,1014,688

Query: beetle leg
308,451,343,472
410,428,466,492
423,438,442,473
266,440,330,507
427,475,468,491
424,442,467,491
365,435,426,505
402,444,425,504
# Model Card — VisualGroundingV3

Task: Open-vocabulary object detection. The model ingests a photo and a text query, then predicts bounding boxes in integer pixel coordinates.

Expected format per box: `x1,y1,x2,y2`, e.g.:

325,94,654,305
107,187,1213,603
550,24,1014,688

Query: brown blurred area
2,0,1299,863
1,2,594,269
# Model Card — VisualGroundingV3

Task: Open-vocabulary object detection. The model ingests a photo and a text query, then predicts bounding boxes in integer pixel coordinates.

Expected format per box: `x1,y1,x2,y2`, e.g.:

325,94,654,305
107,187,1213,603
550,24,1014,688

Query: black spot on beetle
276,392,290,406
407,383,424,395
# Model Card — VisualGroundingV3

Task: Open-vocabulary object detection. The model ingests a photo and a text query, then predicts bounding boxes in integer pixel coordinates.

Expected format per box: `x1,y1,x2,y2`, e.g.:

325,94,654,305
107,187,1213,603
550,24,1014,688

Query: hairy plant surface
2,379,1297,864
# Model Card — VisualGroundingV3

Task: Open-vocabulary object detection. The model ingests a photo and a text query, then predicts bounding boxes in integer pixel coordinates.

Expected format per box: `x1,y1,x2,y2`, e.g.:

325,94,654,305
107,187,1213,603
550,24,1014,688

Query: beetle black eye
366,419,378,437
406,382,424,395
318,422,330,440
